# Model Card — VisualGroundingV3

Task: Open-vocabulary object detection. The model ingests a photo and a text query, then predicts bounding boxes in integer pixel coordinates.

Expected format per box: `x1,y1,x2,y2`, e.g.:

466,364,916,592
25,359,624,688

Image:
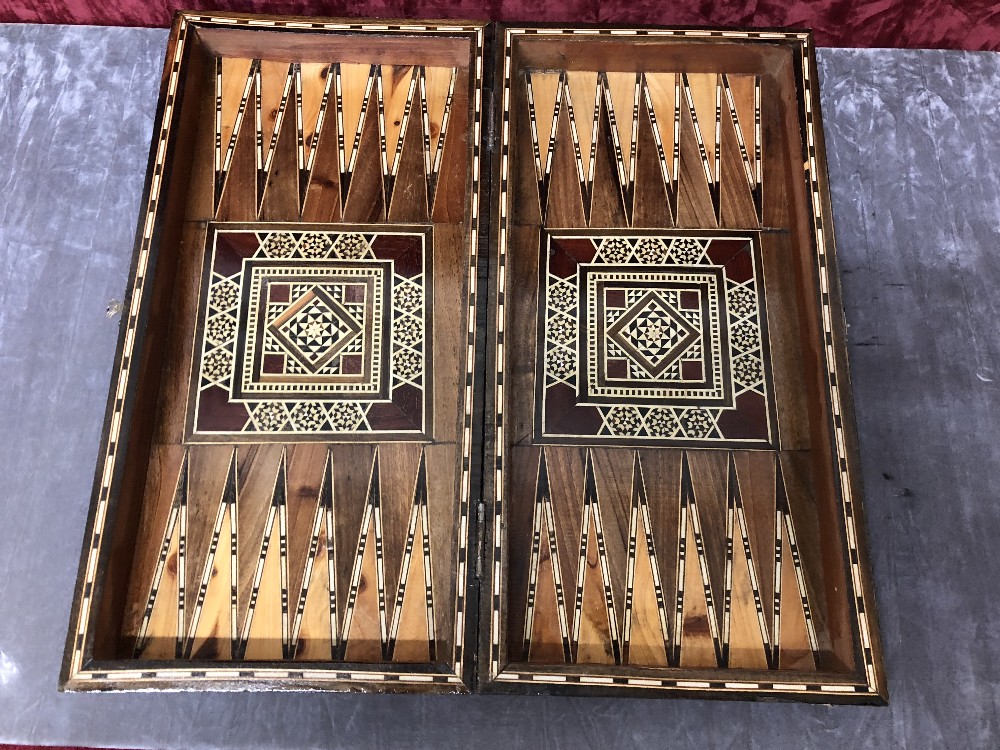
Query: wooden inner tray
62,14,486,692
62,13,885,702
479,27,885,701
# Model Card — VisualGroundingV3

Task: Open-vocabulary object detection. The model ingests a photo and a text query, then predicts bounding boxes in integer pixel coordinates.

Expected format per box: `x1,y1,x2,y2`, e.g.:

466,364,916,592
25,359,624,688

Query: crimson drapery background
2,0,999,50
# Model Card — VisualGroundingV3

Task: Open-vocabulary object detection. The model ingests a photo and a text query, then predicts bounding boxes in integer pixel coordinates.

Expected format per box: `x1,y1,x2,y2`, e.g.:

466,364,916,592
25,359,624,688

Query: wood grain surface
484,27,884,701
60,15,486,692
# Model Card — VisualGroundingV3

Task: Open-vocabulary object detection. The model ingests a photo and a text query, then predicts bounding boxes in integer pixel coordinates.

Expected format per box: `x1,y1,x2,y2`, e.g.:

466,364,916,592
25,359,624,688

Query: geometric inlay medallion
235,260,390,400
539,231,775,447
581,265,729,406
189,224,431,440
269,286,363,372
607,290,698,377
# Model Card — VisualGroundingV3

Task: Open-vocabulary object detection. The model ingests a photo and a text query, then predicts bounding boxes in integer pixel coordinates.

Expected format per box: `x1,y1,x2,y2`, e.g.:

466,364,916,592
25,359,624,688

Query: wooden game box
61,12,887,703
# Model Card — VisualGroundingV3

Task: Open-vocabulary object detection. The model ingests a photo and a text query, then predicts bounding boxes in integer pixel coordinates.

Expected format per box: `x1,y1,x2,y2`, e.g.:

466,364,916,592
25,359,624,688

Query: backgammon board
62,13,886,703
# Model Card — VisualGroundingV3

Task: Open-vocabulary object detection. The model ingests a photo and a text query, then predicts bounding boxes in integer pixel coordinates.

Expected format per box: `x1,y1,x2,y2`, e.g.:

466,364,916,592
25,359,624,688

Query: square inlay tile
580,266,729,405
189,224,431,440
538,232,775,446
233,260,391,400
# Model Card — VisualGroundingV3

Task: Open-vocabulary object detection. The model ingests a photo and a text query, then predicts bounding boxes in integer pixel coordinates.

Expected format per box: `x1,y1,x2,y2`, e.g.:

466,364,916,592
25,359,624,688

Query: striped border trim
449,23,485,681
68,16,192,680
798,36,879,694
75,669,464,685
493,670,867,694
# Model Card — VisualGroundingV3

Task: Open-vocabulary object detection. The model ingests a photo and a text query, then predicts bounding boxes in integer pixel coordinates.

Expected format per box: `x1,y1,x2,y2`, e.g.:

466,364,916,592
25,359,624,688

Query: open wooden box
62,12,886,702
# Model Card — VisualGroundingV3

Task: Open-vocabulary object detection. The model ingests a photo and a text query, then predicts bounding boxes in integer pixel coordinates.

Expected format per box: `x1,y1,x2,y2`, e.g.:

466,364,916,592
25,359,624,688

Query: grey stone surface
0,23,997,749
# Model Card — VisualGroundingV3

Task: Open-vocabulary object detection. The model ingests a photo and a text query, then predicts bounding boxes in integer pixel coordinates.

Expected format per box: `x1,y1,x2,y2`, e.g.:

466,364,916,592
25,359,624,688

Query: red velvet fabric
1,0,999,49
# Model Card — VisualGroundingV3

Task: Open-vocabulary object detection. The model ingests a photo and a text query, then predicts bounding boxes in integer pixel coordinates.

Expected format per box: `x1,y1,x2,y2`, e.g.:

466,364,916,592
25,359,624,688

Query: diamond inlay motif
268,287,363,373
584,265,727,404
237,262,387,398
607,290,699,377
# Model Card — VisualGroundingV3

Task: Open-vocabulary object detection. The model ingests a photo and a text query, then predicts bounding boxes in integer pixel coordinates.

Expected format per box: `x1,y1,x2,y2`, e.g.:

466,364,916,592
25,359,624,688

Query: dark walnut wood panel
482,27,885,702
62,13,485,692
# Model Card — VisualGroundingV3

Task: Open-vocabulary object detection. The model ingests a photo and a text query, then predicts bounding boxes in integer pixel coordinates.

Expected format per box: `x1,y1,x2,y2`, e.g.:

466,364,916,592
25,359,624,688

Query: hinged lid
62,12,488,692
476,24,885,703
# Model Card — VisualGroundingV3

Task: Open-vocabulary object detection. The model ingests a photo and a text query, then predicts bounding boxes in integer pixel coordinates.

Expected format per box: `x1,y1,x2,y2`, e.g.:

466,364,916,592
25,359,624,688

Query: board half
480,25,886,703
62,13,487,692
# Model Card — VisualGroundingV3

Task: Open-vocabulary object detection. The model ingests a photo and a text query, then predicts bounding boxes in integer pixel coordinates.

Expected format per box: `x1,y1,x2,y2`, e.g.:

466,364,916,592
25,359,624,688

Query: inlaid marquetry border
486,25,885,702
62,11,486,693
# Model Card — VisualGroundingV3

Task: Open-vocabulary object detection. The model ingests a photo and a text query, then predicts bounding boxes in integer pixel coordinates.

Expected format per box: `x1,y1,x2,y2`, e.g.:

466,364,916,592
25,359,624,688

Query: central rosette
579,262,730,408
236,261,389,399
